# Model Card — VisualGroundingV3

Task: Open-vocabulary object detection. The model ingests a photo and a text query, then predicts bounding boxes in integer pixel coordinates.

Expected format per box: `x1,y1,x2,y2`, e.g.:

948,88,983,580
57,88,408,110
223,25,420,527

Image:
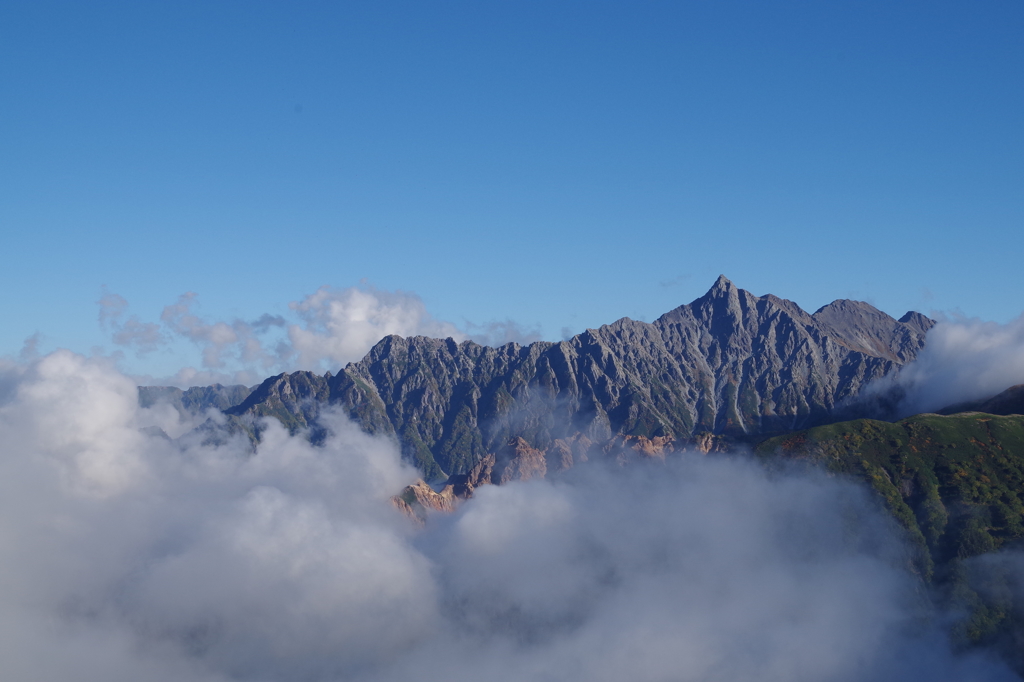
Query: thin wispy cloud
461,318,544,347
659,273,693,288
99,290,166,355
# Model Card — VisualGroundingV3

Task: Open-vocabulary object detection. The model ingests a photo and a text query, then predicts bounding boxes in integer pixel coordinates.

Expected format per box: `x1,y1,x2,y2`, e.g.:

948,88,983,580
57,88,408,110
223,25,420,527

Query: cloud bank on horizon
97,285,542,387
0,349,1018,682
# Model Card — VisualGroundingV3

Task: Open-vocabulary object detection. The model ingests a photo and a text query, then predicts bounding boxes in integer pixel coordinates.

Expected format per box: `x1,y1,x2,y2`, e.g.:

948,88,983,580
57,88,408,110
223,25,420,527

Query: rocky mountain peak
898,310,936,336
709,274,735,294
694,274,740,304
191,276,936,480
685,274,753,332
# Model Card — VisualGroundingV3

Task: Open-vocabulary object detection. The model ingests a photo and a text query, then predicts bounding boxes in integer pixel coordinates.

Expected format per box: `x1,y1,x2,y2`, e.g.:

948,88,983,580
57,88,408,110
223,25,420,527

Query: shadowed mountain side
139,383,255,416
940,384,1024,417
220,276,933,479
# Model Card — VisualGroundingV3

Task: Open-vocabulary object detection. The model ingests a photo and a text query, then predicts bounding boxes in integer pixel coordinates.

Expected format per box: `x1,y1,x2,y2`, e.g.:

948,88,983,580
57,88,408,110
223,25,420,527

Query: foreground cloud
0,350,430,681
0,350,1016,681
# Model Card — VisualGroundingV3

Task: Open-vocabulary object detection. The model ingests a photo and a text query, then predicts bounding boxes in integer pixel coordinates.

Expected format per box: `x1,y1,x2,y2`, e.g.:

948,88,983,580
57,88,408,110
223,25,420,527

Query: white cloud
287,285,464,371
160,293,273,371
865,312,1024,416
1,350,149,497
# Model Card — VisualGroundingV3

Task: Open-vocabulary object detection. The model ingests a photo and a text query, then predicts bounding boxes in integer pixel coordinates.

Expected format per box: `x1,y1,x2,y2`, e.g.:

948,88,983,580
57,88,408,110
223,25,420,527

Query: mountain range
150,276,934,479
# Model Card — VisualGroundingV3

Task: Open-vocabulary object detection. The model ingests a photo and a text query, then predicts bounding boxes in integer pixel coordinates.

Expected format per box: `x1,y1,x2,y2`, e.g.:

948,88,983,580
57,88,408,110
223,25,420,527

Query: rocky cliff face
221,276,934,480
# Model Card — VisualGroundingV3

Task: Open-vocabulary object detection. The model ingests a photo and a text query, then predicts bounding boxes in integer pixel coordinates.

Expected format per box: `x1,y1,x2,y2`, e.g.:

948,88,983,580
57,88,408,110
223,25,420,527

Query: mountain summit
216,277,934,479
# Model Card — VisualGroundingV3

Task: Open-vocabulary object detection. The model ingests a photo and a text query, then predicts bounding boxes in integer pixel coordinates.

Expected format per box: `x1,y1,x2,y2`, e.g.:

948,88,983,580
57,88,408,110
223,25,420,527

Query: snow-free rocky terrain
144,276,934,479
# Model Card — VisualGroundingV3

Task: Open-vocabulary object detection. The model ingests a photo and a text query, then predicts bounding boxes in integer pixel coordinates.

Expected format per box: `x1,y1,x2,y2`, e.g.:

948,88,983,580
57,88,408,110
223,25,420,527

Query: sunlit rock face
213,276,932,479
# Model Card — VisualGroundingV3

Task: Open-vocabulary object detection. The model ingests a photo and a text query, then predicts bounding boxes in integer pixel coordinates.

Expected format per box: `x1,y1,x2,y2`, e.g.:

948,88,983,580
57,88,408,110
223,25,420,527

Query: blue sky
1,1,1022,382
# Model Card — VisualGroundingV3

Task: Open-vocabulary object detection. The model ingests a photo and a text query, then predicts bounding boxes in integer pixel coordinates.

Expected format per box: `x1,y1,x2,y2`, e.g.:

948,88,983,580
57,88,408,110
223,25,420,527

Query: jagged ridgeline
167,276,933,480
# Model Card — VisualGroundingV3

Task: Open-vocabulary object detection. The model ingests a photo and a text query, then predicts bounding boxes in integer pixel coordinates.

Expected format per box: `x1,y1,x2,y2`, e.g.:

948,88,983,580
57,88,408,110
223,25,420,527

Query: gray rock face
221,277,934,480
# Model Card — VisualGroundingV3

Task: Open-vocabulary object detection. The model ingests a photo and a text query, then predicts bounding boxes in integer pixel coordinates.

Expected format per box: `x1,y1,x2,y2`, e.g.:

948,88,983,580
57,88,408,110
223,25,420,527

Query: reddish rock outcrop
393,430,734,523
494,437,547,484
392,479,458,523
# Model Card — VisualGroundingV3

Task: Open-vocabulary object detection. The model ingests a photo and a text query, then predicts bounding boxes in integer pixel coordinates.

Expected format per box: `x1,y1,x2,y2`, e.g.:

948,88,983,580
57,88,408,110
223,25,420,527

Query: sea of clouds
0,349,1019,681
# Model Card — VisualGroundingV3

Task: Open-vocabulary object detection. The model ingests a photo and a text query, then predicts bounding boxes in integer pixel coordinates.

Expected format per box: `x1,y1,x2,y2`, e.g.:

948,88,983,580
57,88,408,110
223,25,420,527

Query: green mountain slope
758,412,1024,647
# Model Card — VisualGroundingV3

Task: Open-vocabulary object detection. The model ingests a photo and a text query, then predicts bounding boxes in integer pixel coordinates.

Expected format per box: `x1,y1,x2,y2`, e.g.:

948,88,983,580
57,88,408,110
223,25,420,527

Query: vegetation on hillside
758,412,1024,656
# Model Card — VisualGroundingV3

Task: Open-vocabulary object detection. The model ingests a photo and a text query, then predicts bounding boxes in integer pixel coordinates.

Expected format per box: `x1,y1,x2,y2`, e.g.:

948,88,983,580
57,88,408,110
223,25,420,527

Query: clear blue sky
2,1,1022,379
